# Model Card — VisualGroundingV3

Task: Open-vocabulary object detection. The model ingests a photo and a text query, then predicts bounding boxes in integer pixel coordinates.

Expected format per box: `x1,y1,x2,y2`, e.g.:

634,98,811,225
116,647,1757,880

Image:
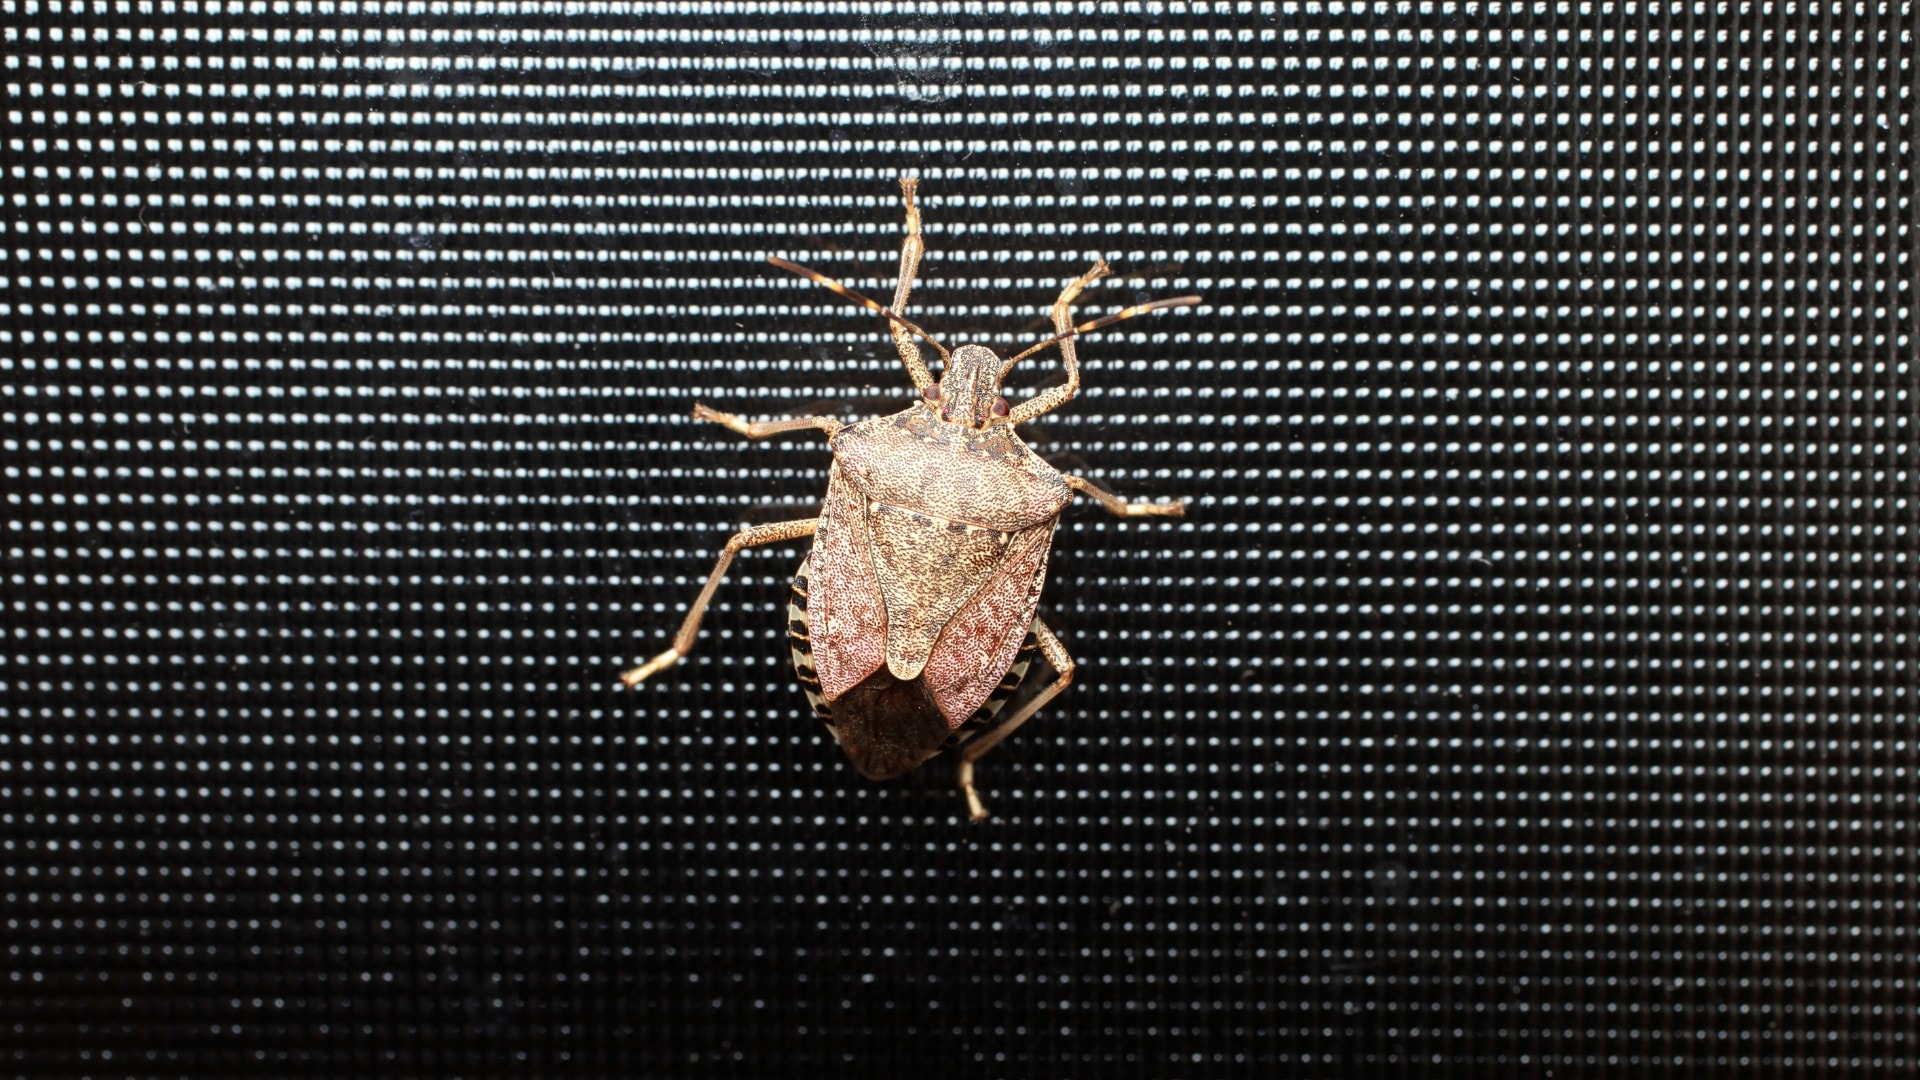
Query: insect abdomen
787,558,833,722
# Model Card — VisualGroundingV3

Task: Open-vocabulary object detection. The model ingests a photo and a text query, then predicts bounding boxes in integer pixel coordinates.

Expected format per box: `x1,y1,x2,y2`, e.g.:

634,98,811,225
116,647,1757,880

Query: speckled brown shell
789,554,1041,778
800,402,1070,732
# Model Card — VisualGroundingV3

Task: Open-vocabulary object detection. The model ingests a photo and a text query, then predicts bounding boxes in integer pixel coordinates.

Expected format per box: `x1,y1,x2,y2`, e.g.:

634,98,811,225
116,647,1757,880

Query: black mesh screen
5,0,1918,1075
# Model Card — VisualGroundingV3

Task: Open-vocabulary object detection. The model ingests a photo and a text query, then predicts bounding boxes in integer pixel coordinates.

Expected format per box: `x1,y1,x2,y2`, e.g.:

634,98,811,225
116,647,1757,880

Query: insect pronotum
624,177,1197,820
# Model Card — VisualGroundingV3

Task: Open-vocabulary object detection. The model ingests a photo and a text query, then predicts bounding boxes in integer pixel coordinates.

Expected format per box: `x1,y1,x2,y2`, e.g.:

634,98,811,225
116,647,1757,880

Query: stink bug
623,177,1196,820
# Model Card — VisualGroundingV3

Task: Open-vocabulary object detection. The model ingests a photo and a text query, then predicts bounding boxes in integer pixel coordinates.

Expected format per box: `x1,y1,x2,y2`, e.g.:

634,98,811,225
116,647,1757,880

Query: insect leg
1065,474,1186,518
955,620,1076,822
1004,259,1111,426
691,404,842,441
889,177,938,394
620,517,820,687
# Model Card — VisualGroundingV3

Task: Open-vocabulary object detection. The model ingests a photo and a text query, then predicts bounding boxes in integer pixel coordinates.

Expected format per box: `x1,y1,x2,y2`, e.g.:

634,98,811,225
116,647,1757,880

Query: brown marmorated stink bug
622,177,1197,820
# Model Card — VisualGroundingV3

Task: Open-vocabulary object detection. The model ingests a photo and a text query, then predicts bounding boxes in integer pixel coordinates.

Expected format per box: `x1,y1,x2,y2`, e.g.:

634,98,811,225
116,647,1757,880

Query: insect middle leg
956,620,1076,822
621,517,820,687
691,404,842,441
1066,474,1186,518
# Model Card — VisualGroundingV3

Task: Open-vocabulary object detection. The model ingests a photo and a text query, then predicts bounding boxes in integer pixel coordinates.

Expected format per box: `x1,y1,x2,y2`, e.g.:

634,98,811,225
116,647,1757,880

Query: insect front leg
1005,259,1111,426
1065,474,1186,518
621,517,820,687
956,621,1076,822
691,404,842,441
889,176,938,394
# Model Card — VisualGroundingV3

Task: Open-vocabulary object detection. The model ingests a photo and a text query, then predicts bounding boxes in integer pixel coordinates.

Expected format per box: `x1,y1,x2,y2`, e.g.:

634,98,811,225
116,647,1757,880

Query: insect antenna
768,256,952,362
1001,295,1203,371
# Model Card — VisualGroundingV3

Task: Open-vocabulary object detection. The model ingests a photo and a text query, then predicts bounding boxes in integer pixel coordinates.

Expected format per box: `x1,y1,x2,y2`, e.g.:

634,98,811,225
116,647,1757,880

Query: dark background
3,1,1917,1076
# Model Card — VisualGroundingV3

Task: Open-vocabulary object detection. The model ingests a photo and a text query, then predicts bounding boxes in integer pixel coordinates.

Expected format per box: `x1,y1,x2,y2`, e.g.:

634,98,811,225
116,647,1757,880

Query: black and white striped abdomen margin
787,554,1039,753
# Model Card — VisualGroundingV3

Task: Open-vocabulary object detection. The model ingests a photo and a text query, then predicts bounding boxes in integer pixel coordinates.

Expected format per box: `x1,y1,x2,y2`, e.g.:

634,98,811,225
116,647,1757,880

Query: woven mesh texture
4,1,1918,1076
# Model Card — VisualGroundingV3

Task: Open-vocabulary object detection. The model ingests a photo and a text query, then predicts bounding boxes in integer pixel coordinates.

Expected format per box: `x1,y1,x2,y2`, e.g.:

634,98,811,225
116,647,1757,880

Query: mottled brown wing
920,521,1056,728
807,464,888,701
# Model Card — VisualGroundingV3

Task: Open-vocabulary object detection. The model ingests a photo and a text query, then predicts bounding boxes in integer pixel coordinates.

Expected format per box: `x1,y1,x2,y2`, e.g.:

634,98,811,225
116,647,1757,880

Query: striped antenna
1002,295,1202,370
768,256,952,362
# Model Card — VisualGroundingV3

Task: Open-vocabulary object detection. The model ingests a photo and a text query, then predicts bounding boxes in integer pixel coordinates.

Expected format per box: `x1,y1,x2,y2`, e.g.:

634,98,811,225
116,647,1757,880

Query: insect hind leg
956,619,1075,822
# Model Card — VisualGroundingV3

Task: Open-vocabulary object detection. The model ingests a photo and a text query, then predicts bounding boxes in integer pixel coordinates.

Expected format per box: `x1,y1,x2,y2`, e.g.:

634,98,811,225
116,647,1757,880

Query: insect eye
923,385,941,401
992,397,1010,418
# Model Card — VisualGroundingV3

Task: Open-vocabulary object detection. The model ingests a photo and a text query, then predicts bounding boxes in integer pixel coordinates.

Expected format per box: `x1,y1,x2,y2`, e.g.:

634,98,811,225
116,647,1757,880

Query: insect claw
620,647,683,688
691,403,750,436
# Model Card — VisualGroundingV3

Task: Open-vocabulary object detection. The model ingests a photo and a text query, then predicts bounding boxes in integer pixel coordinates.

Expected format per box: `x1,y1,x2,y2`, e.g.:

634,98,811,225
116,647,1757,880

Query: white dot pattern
3,0,1917,1074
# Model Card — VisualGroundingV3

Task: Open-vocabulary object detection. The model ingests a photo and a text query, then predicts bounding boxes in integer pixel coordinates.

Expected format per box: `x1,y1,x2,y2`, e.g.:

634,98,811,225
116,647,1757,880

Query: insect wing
807,465,889,701
920,521,1056,728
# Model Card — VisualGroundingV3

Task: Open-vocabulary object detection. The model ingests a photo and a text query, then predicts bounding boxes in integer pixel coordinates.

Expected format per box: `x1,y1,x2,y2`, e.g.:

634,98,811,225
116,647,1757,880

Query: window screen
4,1,1917,1075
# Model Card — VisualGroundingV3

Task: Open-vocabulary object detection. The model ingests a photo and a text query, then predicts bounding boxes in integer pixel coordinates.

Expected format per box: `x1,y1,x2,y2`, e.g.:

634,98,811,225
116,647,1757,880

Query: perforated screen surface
4,1,1918,1076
